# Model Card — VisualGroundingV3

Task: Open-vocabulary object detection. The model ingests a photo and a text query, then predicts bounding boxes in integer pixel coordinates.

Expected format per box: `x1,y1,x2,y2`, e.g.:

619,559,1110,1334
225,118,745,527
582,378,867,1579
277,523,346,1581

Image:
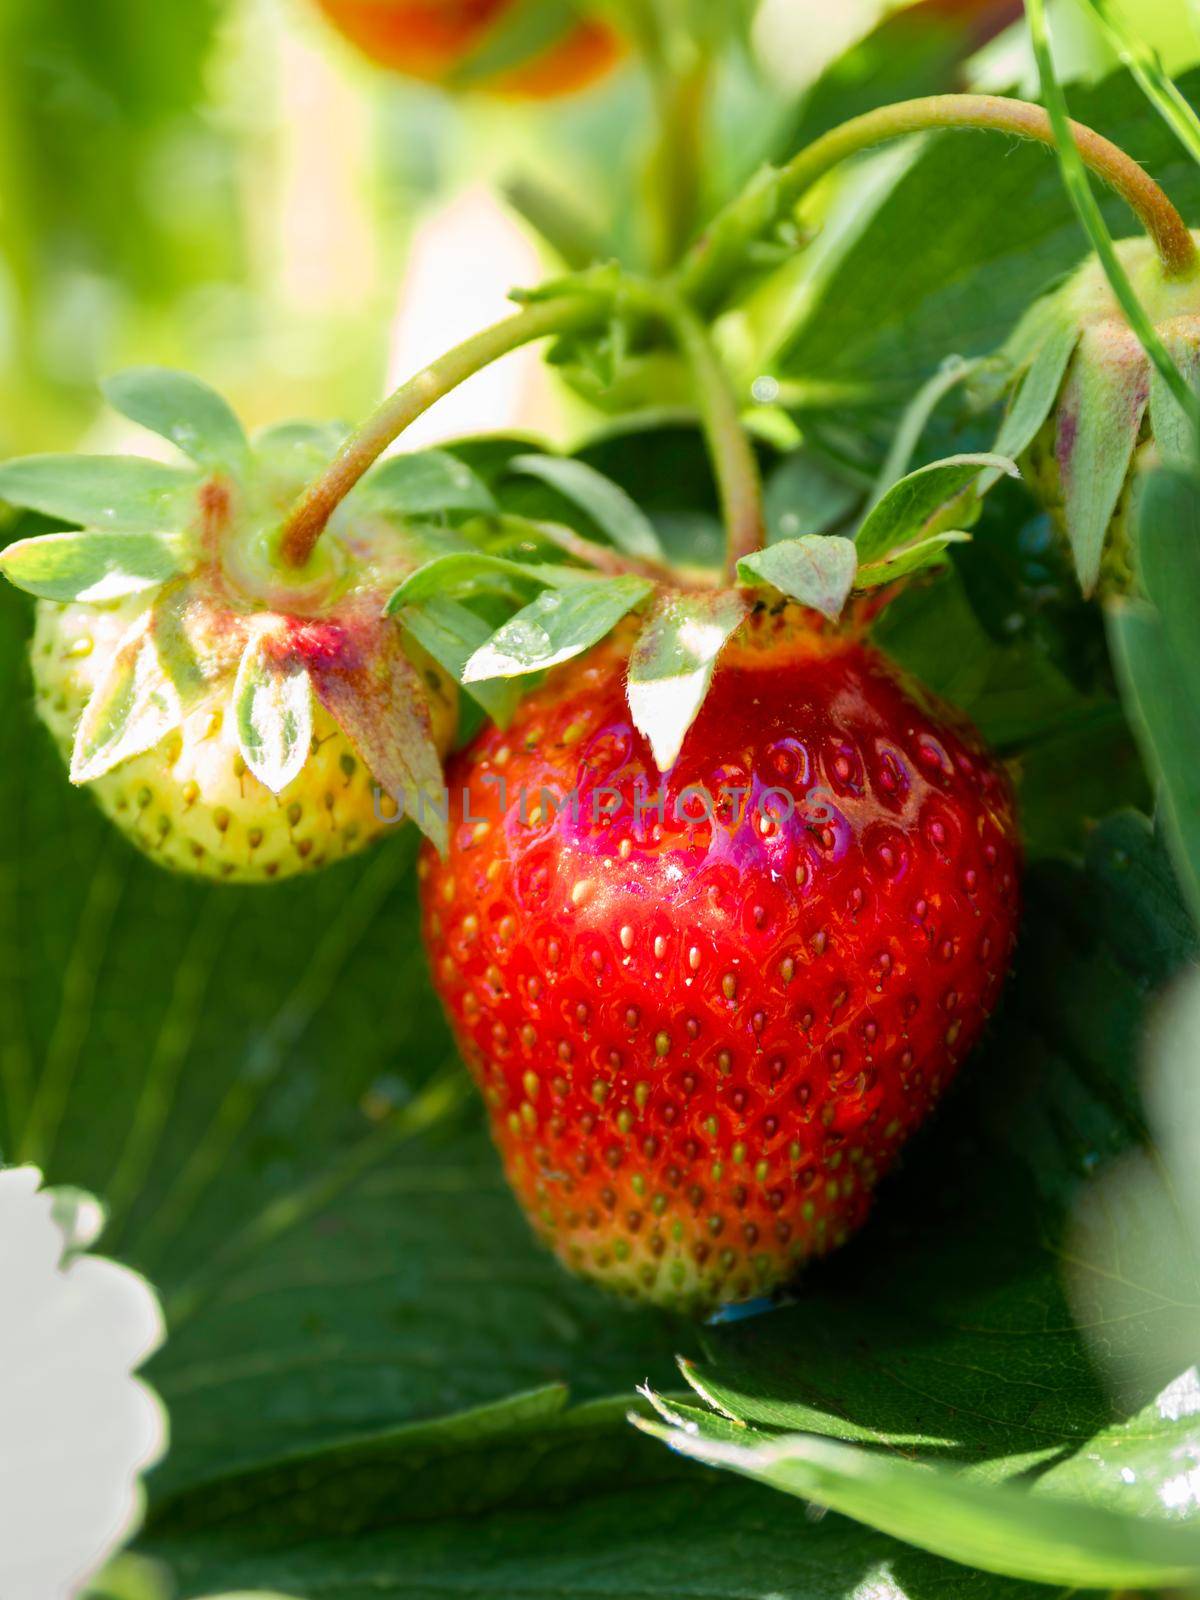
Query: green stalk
502,174,606,269
1025,0,1200,426
677,93,1199,313
628,0,710,271
646,51,710,270
629,278,765,577
278,295,608,569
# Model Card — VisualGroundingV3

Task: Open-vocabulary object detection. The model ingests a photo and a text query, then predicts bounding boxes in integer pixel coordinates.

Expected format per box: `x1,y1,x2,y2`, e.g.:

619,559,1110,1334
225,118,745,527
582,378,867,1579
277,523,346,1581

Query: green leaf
103,369,249,473
873,354,984,497
1109,475,1200,926
0,562,685,1495
399,597,522,726
636,1400,1200,1590
764,447,862,543
634,811,1200,1590
354,451,496,519
1139,468,1200,694
232,629,314,796
626,590,750,772
736,535,857,619
385,553,588,612
0,456,198,535
506,454,665,561
142,1419,1053,1600
0,530,189,602
462,576,652,681
70,610,184,784
854,453,1016,566
763,66,1200,406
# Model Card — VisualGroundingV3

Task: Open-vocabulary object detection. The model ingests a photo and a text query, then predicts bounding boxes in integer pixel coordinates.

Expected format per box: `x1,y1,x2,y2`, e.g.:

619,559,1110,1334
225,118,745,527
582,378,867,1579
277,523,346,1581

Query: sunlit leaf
70,611,183,784
232,628,314,796
626,590,750,772
636,1398,1200,1590
385,553,590,611
0,457,198,535
854,453,1015,566
463,576,652,681
103,369,249,473
736,535,856,619
856,528,970,587
0,530,189,602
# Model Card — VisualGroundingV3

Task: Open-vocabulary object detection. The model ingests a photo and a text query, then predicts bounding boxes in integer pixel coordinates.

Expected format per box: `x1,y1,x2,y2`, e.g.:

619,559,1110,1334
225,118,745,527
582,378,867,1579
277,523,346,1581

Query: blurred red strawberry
313,0,622,97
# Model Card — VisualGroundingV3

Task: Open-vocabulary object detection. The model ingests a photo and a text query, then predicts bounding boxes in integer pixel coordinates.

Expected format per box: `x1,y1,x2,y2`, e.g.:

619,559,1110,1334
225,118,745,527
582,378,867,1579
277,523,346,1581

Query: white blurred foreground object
752,0,885,88
386,185,560,447
1066,968,1200,1402
0,1168,166,1600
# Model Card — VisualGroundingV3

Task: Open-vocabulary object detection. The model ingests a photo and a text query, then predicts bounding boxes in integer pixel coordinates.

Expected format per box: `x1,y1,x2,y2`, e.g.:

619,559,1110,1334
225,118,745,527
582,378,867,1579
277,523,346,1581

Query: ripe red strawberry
420,609,1021,1311
313,0,622,98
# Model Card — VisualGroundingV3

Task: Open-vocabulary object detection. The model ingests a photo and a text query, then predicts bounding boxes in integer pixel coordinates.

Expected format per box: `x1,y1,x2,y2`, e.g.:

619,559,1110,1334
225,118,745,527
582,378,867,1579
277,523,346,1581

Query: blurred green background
1,0,1196,458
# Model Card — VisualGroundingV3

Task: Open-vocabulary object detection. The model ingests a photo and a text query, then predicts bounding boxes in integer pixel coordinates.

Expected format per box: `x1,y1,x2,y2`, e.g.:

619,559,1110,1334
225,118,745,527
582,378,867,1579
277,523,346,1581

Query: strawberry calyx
383,440,1016,780
978,233,1200,596
0,367,497,850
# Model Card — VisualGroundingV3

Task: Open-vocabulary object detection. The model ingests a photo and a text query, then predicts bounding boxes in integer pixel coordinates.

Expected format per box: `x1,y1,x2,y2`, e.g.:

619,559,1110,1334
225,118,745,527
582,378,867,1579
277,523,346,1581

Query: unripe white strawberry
30,595,454,881
0,370,477,882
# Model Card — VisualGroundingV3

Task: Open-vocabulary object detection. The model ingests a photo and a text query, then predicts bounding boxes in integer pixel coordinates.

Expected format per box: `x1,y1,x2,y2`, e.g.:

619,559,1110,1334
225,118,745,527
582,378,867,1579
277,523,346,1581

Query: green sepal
855,453,1016,568
399,597,522,727
463,574,653,682
0,529,190,602
232,625,314,795
0,455,199,534
308,622,448,856
626,589,750,773
856,530,970,588
736,536,857,620
353,451,496,520
1056,324,1150,596
505,454,664,561
70,608,184,784
1149,329,1200,466
993,314,1082,462
103,368,250,474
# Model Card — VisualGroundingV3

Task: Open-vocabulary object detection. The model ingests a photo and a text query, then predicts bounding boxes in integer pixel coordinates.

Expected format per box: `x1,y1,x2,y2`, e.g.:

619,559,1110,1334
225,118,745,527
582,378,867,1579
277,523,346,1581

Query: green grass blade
1076,0,1200,167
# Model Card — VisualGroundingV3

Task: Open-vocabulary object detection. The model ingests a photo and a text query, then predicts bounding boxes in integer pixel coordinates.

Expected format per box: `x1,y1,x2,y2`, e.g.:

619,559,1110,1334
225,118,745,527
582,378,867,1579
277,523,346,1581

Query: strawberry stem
631,280,766,578
623,0,710,271
678,93,1199,312
277,295,608,570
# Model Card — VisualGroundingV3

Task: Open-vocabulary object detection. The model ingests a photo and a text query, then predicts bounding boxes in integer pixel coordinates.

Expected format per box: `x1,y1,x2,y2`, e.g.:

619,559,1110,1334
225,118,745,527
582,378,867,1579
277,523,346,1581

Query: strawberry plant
2,4,1200,1599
